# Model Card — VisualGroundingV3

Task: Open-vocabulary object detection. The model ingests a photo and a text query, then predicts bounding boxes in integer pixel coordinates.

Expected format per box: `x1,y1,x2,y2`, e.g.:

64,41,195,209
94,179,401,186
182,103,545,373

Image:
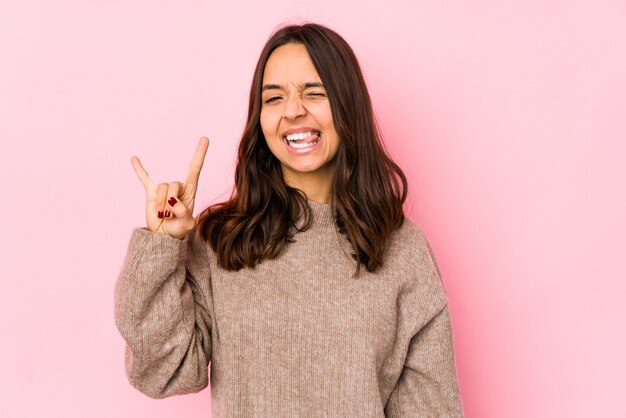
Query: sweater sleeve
113,224,212,399
385,227,464,417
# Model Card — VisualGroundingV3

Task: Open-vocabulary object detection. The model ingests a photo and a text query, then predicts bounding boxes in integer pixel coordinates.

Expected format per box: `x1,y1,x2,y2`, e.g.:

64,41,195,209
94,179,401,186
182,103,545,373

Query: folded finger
155,183,168,219
166,182,190,219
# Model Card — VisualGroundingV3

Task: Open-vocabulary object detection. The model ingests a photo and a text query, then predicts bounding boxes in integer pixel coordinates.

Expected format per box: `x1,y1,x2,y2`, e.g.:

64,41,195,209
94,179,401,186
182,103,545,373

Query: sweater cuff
123,227,187,283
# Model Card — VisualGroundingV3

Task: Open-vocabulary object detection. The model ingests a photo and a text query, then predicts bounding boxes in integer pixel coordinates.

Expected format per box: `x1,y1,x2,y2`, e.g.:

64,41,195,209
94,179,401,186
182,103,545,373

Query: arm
385,302,464,417
113,224,212,399
385,226,464,417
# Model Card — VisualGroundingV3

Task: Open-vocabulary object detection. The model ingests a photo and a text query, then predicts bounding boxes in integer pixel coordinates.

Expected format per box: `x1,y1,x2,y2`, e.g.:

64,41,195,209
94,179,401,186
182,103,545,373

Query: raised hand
131,137,209,239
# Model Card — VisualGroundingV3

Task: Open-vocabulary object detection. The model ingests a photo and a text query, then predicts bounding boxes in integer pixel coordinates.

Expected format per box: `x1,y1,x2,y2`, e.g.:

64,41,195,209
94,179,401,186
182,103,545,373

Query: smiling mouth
283,130,321,147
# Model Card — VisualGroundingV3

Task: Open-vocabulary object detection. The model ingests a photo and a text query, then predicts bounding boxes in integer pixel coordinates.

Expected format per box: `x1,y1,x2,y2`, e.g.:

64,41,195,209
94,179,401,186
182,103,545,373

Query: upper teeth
285,131,318,141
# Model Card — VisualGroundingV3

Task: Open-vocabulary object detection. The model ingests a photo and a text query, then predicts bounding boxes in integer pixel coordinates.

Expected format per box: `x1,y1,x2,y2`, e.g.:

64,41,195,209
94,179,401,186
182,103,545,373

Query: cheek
328,125,341,152
314,106,335,132
260,110,279,138
259,111,268,135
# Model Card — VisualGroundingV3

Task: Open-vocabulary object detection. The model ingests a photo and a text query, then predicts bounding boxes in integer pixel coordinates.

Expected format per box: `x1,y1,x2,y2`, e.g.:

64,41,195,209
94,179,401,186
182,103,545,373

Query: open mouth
283,130,321,148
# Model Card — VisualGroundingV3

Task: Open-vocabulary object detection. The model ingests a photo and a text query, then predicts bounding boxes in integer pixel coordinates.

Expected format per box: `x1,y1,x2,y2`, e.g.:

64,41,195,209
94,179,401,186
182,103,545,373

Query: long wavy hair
197,22,408,278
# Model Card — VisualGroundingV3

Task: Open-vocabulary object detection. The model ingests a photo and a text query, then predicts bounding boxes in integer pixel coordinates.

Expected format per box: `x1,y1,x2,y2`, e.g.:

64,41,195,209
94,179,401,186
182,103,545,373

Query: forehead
262,43,321,84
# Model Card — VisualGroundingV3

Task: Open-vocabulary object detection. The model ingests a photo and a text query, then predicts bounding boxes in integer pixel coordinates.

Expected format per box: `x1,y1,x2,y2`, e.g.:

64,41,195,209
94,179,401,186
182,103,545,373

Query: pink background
1,0,625,417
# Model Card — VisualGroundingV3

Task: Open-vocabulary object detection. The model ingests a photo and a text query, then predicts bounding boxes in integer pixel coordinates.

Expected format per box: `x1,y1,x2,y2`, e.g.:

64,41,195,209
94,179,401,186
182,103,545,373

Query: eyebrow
262,82,325,92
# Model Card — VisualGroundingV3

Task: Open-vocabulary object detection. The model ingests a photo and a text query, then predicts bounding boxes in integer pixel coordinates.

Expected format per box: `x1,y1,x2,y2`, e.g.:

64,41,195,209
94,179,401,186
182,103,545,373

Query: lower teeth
288,135,320,148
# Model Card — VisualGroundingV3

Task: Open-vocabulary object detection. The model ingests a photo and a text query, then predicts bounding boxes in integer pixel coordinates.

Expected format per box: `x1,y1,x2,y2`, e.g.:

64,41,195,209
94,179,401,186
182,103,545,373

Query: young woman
115,22,464,417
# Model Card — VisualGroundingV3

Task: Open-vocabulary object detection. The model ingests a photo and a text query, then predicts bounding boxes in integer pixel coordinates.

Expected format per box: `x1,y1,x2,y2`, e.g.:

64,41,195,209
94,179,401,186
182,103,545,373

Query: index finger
185,136,210,191
131,156,156,192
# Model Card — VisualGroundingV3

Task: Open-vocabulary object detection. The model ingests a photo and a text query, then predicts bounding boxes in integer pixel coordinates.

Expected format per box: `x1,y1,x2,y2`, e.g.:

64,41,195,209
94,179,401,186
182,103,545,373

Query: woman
115,22,464,417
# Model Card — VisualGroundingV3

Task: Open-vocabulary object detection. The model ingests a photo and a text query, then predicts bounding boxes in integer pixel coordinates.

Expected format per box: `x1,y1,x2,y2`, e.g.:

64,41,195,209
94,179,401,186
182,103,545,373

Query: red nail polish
165,210,171,217
158,211,163,218
168,197,177,207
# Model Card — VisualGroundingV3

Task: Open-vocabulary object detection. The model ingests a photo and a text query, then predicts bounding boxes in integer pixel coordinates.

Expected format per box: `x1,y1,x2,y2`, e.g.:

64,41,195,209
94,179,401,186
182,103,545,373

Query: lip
280,126,321,140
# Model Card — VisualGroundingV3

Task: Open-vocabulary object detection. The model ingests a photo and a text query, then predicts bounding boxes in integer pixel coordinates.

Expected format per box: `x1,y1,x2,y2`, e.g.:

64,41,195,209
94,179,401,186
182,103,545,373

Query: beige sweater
114,199,464,417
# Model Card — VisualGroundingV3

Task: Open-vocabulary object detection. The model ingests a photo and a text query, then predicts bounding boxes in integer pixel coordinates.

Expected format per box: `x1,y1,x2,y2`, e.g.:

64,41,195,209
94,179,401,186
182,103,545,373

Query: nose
282,94,306,119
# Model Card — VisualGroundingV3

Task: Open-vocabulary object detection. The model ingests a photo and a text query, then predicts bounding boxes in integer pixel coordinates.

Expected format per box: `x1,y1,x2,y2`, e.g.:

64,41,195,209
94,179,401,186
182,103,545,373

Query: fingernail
168,197,177,207
158,211,164,218
165,210,171,217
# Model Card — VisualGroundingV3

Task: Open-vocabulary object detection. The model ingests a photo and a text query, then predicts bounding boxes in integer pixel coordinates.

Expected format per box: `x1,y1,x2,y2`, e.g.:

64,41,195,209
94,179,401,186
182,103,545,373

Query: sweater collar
293,199,335,231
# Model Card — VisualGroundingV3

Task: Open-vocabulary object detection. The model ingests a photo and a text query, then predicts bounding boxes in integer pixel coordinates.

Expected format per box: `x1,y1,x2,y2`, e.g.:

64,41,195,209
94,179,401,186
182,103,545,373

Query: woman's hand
130,137,209,239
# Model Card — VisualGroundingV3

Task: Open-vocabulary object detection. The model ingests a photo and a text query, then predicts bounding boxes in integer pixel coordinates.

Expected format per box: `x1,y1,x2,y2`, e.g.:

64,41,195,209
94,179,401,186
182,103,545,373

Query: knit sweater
114,199,464,417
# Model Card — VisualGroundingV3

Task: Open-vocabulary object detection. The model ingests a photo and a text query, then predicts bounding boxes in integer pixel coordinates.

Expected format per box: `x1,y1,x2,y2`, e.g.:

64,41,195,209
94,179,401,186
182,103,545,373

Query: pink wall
1,0,625,417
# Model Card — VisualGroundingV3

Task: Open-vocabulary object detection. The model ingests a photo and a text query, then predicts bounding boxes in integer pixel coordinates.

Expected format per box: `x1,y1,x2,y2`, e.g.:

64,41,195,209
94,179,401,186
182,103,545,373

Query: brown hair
197,22,407,278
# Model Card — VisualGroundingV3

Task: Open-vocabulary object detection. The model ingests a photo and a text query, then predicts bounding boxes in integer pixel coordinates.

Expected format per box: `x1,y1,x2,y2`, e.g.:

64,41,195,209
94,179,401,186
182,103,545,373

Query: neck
282,162,336,204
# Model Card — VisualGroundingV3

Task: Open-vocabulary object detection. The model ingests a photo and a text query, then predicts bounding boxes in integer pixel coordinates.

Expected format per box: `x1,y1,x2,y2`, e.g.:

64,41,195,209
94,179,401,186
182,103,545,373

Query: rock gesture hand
131,137,209,240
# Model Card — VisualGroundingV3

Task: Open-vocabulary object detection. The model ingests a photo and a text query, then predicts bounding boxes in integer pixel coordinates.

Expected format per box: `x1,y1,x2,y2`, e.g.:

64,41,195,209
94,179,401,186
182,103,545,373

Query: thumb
159,196,197,239
165,196,192,221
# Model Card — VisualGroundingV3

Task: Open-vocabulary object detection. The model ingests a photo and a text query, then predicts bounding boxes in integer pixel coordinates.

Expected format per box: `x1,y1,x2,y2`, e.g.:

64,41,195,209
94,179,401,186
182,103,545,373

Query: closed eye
263,92,326,104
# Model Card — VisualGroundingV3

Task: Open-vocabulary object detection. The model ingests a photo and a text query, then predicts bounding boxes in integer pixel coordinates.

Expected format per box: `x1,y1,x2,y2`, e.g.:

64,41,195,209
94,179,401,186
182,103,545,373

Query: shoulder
389,216,438,268
387,216,449,310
